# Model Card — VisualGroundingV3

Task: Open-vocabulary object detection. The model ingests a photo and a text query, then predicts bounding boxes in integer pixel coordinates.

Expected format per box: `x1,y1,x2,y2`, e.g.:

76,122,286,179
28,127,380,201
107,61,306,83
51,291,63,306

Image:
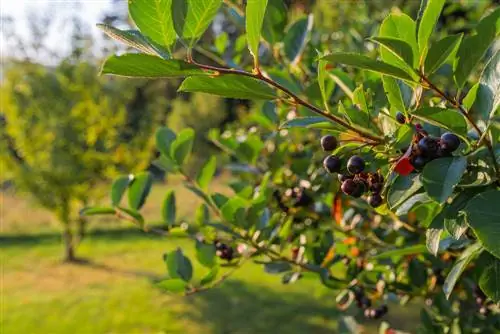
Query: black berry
323,155,342,174
368,194,383,208
351,180,365,198
338,174,352,183
410,155,428,170
396,112,406,124
370,182,383,193
440,132,460,153
417,137,439,157
320,135,338,152
341,179,358,196
347,155,365,174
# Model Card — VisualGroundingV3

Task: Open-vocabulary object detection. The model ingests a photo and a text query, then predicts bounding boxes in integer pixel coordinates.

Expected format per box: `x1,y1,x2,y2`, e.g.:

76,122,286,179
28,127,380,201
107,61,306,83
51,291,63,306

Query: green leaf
128,172,153,210
116,207,145,225
197,156,216,190
80,207,116,216
387,174,423,210
194,204,209,226
221,196,247,226
378,13,419,68
318,60,334,111
170,128,195,166
463,190,500,259
129,0,176,51
373,244,427,259
283,15,314,65
156,278,187,293
445,214,468,240
382,76,406,115
409,258,428,287
417,0,445,59
264,261,292,274
443,243,483,299
111,175,131,206
101,54,208,78
422,157,467,203
162,190,176,226
321,52,415,82
395,193,432,216
370,37,414,69
411,107,468,138
261,0,287,44
172,0,222,48
393,124,414,150
200,265,219,286
279,117,340,130
156,127,177,159
424,34,462,75
426,227,443,256
165,248,193,282
246,0,268,65
97,24,170,58
454,8,500,89
470,50,500,124
178,75,278,100
479,257,500,303
196,241,216,268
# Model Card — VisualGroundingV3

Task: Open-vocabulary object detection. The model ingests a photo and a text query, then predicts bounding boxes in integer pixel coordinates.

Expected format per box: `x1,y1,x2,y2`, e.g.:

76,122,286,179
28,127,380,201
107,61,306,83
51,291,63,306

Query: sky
0,0,124,62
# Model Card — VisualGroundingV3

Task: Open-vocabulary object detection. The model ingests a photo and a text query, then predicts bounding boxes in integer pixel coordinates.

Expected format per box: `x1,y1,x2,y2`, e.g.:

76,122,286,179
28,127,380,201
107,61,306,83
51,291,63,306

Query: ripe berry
338,174,352,183
373,305,388,319
320,135,338,152
410,155,428,170
347,155,365,174
368,194,383,208
341,179,358,196
323,155,342,174
417,137,439,157
440,132,460,153
396,112,406,124
351,180,365,198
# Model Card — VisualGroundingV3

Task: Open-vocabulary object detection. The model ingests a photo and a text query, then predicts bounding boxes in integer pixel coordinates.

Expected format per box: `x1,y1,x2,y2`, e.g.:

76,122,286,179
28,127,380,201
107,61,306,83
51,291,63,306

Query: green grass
1,182,420,333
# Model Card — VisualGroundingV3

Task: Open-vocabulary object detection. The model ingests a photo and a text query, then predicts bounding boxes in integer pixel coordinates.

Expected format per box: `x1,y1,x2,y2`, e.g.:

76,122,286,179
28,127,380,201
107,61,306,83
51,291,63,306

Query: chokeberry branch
189,59,384,144
419,74,500,182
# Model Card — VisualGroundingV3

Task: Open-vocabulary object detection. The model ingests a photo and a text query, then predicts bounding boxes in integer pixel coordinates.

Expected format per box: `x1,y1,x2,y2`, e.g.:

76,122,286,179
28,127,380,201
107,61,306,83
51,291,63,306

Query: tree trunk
62,226,76,262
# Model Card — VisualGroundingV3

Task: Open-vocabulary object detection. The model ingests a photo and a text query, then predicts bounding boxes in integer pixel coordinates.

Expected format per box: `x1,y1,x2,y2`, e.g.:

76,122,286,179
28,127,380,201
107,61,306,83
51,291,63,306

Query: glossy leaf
370,37,414,68
111,175,131,206
162,190,176,226
426,227,442,256
321,53,415,82
261,0,287,44
411,107,468,138
463,190,500,259
178,75,278,100
373,244,427,259
221,196,247,225
279,117,339,130
101,54,208,78
443,243,483,299
156,278,187,293
479,257,500,303
156,127,177,159
80,207,116,216
424,34,462,75
246,0,268,65
129,0,176,51
172,0,222,48
454,8,500,88
395,193,432,216
197,156,216,190
196,241,216,268
264,261,292,274
97,24,170,58
283,15,314,65
470,50,500,124
165,248,193,282
417,0,445,58
378,13,419,68
382,76,406,115
200,265,219,286
128,172,153,210
171,128,195,166
422,157,467,203
116,207,145,225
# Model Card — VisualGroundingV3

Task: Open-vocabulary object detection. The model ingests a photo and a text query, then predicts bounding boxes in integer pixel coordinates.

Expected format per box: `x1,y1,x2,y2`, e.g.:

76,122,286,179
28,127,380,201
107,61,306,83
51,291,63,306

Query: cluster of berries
214,240,234,261
474,287,492,316
396,112,461,170
354,290,388,319
321,135,384,208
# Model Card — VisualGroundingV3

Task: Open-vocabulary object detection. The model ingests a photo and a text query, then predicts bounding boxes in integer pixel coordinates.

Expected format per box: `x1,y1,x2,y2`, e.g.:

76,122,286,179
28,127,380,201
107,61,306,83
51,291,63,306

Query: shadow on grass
0,225,168,248
174,280,340,334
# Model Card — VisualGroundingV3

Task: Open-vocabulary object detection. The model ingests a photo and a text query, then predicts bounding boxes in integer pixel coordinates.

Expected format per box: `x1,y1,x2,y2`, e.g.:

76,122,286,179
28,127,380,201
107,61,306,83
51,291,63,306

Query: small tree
1,60,158,261
90,0,499,331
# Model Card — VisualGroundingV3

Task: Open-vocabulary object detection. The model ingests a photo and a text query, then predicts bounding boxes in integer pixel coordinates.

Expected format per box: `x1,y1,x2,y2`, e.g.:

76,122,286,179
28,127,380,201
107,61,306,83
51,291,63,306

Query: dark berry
320,135,338,152
347,155,365,174
323,155,342,174
417,137,439,157
356,296,372,309
373,305,388,319
368,194,383,208
341,179,358,196
440,132,460,153
396,112,406,124
410,155,428,170
338,174,352,183
351,180,365,198
370,182,383,193
294,189,313,207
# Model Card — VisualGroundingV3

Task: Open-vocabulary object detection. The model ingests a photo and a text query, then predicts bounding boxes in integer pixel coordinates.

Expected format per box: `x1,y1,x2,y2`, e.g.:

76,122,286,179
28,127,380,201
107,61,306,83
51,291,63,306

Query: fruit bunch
321,135,384,208
354,289,389,319
214,240,234,261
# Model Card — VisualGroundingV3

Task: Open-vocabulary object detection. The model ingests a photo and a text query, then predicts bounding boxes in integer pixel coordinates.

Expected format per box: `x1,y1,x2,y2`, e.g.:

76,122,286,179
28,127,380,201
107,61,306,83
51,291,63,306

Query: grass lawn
1,180,420,333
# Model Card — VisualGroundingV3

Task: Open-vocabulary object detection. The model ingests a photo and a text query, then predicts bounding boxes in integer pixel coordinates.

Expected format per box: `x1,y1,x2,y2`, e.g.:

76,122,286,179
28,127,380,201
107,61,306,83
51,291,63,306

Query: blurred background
0,1,495,333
